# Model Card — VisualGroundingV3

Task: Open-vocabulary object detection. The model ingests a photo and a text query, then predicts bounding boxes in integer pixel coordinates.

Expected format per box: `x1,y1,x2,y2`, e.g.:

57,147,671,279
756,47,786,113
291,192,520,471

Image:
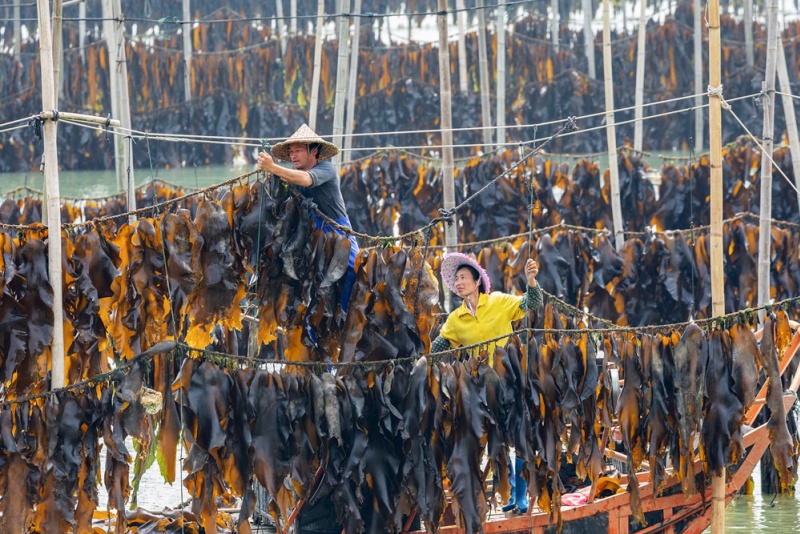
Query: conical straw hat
270,124,339,162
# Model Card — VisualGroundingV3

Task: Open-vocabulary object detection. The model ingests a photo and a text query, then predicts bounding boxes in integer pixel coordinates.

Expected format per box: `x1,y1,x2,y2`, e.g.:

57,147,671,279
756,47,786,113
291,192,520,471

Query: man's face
288,143,315,170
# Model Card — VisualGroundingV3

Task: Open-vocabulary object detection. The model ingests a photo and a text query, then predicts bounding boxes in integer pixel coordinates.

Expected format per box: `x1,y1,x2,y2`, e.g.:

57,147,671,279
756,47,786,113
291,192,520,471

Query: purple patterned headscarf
440,252,491,293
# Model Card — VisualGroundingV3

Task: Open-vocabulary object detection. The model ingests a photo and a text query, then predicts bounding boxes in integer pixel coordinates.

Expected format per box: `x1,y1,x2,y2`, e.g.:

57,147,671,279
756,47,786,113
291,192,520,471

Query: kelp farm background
1,1,800,171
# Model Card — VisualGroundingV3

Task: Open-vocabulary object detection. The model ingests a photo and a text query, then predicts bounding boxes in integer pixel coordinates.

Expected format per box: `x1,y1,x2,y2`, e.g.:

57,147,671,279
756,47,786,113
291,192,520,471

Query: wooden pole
777,37,800,212
693,0,703,152
13,0,21,61
290,0,297,37
582,0,595,79
343,0,362,164
182,0,192,102
102,0,124,192
39,111,121,126
79,0,86,64
475,0,493,150
35,0,65,390
744,0,754,69
757,0,780,314
331,0,351,171
551,0,559,52
275,0,286,58
53,0,64,102
496,1,506,147
438,0,457,312
633,0,647,151
708,0,726,528
111,0,135,222
308,0,325,130
384,6,392,46
602,0,624,250
456,0,469,94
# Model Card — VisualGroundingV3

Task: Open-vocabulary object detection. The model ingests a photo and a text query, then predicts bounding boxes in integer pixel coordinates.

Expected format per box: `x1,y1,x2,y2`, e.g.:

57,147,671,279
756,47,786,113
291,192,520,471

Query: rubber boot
515,456,529,514
501,462,517,512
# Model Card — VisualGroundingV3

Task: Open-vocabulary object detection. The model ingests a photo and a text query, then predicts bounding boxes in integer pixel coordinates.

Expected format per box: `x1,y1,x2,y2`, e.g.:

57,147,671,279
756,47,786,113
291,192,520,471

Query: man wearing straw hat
257,124,359,312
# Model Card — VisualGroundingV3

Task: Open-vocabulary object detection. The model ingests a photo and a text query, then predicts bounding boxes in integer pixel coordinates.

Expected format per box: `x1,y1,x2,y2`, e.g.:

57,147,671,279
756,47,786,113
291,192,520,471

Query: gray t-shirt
298,160,349,221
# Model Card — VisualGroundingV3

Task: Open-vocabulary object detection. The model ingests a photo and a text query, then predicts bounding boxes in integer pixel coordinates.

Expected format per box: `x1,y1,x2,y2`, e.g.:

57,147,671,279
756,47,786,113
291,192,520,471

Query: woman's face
453,266,480,298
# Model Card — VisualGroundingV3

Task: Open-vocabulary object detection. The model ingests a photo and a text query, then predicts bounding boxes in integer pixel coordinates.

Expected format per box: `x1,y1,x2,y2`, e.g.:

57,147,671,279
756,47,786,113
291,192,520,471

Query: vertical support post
309,0,325,130
456,0,469,94
102,0,124,192
744,0,754,69
384,6,392,46
475,0,493,150
182,0,192,102
35,0,65,390
111,0,135,219
275,0,286,58
633,0,646,151
331,0,351,171
693,1,703,152
290,0,297,37
582,0,595,79
602,0,624,250
53,0,64,102
343,0,362,164
438,0,457,312
708,0,726,528
13,0,21,61
79,0,86,64
777,37,800,212
551,0,559,52
496,1,506,148
757,0,780,313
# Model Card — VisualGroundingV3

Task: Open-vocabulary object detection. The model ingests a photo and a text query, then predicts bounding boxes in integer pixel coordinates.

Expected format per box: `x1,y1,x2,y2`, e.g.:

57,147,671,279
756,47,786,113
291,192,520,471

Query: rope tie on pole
28,115,43,140
104,113,112,142
707,84,731,110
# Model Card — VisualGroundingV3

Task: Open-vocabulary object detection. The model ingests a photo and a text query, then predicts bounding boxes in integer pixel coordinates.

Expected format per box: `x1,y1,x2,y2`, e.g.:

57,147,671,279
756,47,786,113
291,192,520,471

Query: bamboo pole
384,6,392,45
757,0,780,314
551,0,559,52
693,0,703,152
475,0,493,150
744,0,754,69
53,0,64,102
13,0,21,61
275,0,286,58
35,0,65,390
290,0,297,36
438,0,457,312
496,1,506,147
182,0,192,102
308,0,324,130
111,0,135,223
602,0,624,251
582,0,595,79
708,0,726,528
39,111,121,126
79,0,86,64
777,37,800,212
101,0,124,192
343,0,362,164
633,0,646,151
331,0,351,171
456,0,468,94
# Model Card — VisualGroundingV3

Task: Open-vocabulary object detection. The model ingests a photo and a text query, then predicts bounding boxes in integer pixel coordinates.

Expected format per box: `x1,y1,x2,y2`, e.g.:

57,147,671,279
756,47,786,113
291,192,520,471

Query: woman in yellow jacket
430,252,542,514
430,252,542,357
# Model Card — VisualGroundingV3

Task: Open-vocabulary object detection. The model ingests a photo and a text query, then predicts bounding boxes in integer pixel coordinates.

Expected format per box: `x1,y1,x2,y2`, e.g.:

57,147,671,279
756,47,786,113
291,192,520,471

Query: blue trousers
313,215,359,313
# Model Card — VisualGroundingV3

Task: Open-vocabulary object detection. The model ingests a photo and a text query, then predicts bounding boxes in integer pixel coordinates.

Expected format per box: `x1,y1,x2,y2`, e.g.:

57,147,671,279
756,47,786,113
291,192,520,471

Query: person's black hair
456,264,486,294
307,142,320,157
